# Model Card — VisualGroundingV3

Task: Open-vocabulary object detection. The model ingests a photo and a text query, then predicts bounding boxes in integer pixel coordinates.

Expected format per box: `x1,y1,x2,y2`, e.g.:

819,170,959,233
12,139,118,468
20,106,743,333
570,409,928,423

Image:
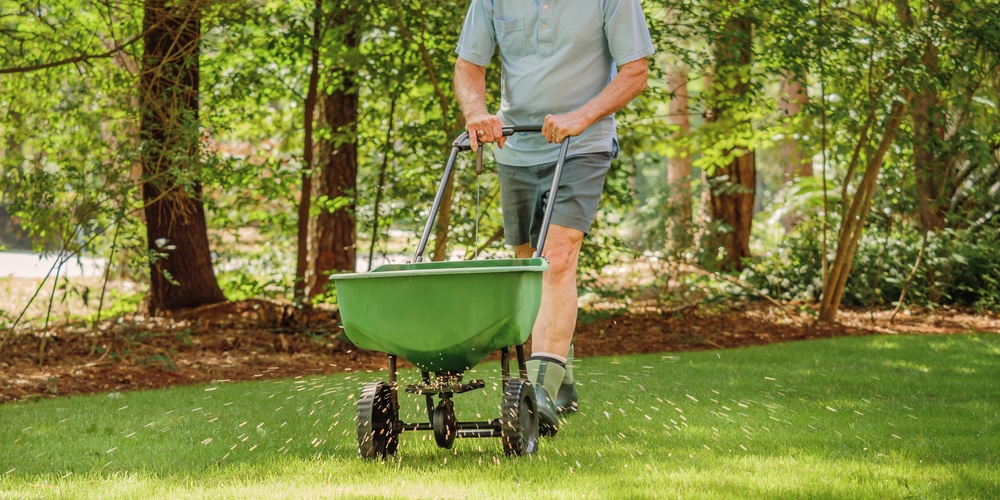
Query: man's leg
517,224,583,433
500,152,609,432
516,224,583,357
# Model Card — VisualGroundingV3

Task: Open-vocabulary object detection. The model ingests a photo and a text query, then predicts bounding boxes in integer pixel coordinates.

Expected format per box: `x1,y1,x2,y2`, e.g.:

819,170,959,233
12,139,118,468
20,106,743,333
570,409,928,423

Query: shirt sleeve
455,0,496,67
603,0,655,67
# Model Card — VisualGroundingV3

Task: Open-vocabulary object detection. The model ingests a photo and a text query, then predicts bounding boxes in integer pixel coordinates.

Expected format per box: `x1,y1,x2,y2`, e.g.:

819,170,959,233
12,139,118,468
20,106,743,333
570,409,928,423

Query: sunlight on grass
1,334,998,499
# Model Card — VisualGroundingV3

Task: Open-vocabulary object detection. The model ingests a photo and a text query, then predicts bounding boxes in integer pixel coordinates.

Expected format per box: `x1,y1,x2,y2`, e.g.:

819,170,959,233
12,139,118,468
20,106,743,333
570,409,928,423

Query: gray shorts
498,152,613,248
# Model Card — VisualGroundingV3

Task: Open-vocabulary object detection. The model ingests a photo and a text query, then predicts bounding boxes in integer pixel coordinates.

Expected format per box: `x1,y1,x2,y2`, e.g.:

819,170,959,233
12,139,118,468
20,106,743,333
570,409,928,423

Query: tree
705,6,756,271
778,73,811,182
777,72,810,230
140,0,225,312
666,65,694,249
305,5,362,298
389,1,463,262
818,97,911,323
294,0,323,302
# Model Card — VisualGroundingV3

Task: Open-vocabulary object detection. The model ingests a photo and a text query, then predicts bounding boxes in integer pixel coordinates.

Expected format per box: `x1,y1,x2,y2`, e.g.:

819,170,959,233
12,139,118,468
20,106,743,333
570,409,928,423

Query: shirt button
542,23,548,29
543,4,549,9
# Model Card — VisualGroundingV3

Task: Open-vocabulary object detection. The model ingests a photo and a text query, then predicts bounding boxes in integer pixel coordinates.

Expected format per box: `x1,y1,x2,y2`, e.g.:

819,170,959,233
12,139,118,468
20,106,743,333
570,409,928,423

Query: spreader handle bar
414,125,570,262
533,138,571,259
414,146,461,263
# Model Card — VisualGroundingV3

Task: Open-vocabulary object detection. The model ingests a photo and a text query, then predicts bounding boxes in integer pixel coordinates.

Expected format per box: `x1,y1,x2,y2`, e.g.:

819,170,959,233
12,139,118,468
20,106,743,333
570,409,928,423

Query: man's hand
542,58,649,144
466,113,506,152
455,57,506,152
542,111,589,144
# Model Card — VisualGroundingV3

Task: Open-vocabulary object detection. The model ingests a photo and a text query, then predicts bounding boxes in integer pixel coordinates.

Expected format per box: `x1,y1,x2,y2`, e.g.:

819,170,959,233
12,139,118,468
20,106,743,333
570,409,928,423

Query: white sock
530,351,567,364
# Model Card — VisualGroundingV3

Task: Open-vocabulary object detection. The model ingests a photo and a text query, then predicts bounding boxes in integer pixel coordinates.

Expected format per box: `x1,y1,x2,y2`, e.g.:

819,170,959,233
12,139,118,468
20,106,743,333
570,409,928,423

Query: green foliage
743,215,1000,312
3,0,1000,317
217,271,290,302
81,288,145,323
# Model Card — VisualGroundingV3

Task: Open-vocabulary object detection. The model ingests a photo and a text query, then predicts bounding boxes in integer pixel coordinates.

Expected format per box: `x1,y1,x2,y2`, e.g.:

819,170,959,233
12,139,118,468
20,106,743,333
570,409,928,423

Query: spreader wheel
357,382,399,459
432,400,458,449
500,378,539,456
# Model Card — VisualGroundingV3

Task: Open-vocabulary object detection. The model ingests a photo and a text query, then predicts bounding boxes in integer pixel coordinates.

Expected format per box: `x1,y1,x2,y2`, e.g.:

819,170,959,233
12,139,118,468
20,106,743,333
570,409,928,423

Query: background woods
1,0,999,333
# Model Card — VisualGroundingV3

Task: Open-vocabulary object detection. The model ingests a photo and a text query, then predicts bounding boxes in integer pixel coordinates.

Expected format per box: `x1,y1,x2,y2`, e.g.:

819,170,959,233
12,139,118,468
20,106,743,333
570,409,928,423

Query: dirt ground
3,298,997,404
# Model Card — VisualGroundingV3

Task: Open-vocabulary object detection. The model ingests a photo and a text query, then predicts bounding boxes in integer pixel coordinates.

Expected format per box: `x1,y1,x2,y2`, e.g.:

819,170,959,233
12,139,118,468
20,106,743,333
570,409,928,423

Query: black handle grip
451,125,548,150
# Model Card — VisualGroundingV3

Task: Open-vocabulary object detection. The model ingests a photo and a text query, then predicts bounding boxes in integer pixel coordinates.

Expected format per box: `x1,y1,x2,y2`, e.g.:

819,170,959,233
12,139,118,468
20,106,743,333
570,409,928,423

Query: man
453,0,653,434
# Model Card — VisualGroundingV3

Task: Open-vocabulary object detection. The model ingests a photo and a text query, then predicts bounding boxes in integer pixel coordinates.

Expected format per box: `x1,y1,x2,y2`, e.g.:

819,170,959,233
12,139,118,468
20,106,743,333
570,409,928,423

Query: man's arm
542,58,649,143
454,57,505,151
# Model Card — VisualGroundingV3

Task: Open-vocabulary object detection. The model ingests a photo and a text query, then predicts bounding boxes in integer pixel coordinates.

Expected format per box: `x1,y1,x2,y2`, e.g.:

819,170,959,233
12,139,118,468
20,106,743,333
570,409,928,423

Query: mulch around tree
2,299,997,404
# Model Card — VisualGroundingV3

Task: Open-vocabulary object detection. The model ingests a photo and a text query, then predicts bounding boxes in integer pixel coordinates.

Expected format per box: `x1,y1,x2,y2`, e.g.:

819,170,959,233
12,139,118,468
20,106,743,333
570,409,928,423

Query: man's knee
540,226,584,276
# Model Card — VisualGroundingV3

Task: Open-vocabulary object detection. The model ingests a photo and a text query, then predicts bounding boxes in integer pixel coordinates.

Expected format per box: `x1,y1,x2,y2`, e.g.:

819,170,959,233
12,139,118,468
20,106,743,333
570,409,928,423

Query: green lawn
2,334,998,499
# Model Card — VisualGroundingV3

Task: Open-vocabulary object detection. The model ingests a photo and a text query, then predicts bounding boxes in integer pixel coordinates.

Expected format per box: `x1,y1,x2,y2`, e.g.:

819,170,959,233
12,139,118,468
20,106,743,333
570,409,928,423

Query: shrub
742,218,1000,312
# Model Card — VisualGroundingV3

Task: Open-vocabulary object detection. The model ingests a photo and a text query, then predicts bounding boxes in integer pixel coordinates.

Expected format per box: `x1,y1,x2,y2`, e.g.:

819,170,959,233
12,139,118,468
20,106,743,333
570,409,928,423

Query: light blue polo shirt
456,0,654,166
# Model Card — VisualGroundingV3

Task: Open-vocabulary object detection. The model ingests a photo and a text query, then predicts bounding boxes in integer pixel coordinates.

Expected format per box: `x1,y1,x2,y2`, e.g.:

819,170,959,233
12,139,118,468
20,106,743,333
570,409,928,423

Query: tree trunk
778,73,811,182
708,152,755,270
818,98,910,323
140,0,225,313
895,0,949,233
295,0,322,302
910,42,948,232
308,9,359,298
778,73,810,230
666,66,693,249
707,12,755,271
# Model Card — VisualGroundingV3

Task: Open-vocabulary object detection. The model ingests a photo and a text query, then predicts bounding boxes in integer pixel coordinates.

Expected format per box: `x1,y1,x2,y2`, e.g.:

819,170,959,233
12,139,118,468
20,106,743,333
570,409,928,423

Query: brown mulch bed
2,299,997,404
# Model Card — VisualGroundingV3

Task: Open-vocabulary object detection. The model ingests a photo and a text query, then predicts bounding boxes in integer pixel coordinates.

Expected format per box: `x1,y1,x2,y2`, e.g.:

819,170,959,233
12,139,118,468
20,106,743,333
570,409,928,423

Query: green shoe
556,343,578,414
556,381,578,414
526,357,565,436
534,385,560,435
